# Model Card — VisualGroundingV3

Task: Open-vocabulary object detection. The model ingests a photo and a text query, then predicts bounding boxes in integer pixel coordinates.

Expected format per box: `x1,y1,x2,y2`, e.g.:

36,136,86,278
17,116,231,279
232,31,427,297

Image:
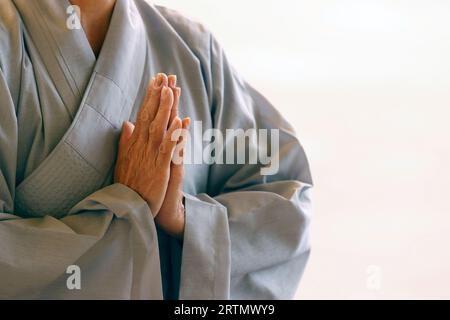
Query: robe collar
13,0,148,120
13,0,151,217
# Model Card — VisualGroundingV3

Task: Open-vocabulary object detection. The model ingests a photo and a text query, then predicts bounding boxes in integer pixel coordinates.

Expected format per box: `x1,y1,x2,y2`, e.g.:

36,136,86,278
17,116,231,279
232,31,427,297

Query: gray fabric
0,0,312,299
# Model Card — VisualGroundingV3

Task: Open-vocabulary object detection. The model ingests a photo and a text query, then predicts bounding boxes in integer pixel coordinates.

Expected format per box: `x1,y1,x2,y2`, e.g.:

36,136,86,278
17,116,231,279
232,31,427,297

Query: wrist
155,199,185,239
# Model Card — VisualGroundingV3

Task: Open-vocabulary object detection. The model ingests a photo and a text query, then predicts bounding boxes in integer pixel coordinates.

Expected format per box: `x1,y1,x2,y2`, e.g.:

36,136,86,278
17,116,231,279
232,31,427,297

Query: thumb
119,121,135,147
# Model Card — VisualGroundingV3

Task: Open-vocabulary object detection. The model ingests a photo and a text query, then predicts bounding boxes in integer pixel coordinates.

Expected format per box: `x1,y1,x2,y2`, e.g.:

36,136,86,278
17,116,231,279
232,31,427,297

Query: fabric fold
0,0,312,299
179,193,231,299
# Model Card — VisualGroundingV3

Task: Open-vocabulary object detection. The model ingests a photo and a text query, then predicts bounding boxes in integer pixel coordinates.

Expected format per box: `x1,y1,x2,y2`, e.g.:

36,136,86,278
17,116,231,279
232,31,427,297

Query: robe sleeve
179,34,313,300
0,69,160,299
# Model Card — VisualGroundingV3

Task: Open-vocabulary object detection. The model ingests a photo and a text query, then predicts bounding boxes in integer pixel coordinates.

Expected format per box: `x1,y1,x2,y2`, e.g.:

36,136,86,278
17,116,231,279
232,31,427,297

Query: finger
178,117,191,143
142,77,155,108
118,121,135,152
169,87,181,128
182,117,191,131
179,117,191,144
116,121,135,181
172,118,190,166
135,74,168,140
135,77,155,127
168,74,177,88
147,73,169,122
167,134,185,193
150,86,174,144
168,74,178,126
156,117,182,166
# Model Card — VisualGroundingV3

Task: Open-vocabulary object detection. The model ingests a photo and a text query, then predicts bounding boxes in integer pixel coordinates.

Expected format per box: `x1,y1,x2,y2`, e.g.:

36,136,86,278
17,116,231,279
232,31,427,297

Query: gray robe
0,0,313,299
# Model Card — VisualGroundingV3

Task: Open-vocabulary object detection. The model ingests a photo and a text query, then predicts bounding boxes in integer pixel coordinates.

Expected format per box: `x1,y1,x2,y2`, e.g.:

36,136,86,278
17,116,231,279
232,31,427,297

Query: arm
0,183,154,298
175,34,313,299
0,71,184,298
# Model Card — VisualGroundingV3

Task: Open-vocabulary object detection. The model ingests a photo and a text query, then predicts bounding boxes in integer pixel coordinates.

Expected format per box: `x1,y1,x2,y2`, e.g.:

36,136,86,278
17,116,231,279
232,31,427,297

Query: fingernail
169,75,177,87
156,73,165,87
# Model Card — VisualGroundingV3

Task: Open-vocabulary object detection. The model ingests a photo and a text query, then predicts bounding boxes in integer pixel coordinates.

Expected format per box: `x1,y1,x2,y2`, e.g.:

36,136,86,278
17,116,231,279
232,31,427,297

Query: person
0,0,313,299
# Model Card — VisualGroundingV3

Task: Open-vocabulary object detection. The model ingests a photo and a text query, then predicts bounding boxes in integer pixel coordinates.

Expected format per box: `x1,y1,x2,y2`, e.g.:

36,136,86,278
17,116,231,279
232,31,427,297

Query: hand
114,73,182,215
155,117,190,238
155,75,190,238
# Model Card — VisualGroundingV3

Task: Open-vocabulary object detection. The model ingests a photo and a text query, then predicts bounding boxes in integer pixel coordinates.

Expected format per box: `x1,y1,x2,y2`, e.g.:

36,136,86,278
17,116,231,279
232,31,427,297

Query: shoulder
153,5,211,43
135,1,213,59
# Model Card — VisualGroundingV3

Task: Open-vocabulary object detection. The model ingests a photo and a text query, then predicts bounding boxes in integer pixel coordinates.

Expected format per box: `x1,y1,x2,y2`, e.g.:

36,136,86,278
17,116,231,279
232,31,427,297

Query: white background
155,0,450,299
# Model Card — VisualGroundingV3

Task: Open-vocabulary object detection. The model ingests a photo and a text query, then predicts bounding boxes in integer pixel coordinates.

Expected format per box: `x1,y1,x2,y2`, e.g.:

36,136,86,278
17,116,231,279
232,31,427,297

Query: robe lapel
14,0,151,217
13,0,96,119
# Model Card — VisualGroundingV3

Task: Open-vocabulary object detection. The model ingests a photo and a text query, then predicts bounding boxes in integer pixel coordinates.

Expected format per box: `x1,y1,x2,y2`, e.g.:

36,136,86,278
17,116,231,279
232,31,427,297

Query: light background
155,0,450,299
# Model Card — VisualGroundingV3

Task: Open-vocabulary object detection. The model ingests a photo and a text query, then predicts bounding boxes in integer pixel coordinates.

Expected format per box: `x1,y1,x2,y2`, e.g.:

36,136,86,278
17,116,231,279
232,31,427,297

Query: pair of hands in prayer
114,73,190,239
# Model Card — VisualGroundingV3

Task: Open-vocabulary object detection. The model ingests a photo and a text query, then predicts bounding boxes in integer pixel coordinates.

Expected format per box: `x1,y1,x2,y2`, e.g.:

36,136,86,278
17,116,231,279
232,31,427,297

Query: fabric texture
0,0,312,299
